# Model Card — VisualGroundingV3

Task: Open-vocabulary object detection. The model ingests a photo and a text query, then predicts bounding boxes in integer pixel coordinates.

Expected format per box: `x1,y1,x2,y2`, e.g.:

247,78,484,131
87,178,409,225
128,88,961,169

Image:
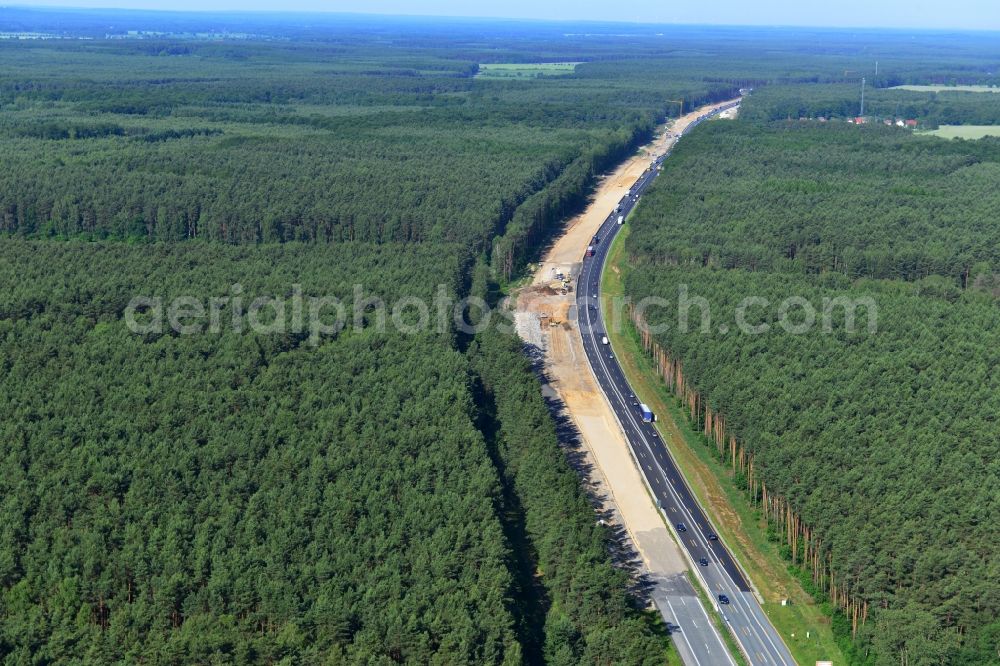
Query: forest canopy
0,240,670,663
4,13,1000,664
625,114,1000,665
740,83,1000,127
0,17,748,661
627,121,1000,285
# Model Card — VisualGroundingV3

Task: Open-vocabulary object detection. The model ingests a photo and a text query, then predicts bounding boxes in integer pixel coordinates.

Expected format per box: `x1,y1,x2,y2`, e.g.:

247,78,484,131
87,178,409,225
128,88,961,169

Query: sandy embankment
515,100,739,587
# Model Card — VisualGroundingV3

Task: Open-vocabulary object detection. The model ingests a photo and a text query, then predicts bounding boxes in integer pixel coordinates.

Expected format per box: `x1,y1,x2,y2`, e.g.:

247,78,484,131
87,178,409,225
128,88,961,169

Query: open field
601,226,849,666
922,124,1000,139
892,84,1000,93
476,62,580,78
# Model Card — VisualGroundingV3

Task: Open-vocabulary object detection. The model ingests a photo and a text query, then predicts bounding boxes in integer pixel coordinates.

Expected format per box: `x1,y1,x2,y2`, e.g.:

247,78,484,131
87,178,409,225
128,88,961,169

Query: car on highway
570,103,792,665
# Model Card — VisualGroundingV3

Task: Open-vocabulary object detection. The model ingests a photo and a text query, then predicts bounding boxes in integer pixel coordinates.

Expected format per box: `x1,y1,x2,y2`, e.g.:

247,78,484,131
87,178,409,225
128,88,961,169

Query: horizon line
4,4,1000,34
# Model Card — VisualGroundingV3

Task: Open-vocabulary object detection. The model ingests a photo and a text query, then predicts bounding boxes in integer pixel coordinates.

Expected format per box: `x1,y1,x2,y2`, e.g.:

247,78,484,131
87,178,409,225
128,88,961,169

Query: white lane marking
661,596,704,666
578,105,750,666
589,333,789,661
737,592,793,665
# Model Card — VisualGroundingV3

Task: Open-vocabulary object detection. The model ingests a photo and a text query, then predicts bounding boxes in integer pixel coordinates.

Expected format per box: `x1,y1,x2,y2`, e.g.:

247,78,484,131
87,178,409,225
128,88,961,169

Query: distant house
905,119,918,128
817,116,828,122
854,116,868,125
884,119,893,126
896,119,906,127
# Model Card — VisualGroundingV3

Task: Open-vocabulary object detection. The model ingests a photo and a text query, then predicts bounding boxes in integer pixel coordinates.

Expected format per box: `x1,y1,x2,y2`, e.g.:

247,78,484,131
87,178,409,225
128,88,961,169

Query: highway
575,101,796,666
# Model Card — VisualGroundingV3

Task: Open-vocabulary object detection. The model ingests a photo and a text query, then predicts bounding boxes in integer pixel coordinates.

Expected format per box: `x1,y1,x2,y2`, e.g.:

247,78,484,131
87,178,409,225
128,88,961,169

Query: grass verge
685,567,750,666
634,469,748,666
601,224,848,666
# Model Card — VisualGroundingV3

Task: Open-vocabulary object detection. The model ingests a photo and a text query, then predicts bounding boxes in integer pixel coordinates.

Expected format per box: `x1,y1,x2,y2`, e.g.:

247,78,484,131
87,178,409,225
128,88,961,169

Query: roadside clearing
514,99,743,666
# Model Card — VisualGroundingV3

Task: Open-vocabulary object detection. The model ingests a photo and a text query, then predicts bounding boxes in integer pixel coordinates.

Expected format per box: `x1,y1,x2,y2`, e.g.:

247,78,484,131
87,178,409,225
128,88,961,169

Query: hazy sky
10,0,1000,30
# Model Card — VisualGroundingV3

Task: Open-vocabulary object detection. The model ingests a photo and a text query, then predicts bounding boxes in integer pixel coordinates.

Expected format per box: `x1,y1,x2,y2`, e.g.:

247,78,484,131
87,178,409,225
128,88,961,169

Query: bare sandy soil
515,100,739,587
717,106,740,120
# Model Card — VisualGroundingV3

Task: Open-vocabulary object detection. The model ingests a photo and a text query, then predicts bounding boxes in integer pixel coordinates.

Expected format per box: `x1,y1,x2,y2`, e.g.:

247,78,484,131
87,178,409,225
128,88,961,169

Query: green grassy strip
630,466,747,666
601,224,848,665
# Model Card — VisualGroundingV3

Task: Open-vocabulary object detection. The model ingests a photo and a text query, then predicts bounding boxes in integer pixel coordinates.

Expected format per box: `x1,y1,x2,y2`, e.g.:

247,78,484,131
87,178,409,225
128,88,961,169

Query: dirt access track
516,100,739,598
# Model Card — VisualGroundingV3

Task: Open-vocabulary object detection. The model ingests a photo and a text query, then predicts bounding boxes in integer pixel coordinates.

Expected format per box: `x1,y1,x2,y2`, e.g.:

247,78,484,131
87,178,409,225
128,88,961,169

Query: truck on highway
639,403,654,422
592,234,600,244
586,245,595,257
617,215,624,225
601,336,609,345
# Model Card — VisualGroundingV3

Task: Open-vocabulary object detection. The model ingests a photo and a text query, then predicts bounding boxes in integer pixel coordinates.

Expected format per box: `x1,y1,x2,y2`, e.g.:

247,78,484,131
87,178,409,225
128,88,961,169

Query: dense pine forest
0,14,743,664
625,119,1000,664
3,8,1000,664
627,122,1000,283
0,241,672,662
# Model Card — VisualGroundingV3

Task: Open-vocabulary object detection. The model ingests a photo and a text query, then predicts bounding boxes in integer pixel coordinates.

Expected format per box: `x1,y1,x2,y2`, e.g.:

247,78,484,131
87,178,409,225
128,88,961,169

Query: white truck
617,215,624,225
